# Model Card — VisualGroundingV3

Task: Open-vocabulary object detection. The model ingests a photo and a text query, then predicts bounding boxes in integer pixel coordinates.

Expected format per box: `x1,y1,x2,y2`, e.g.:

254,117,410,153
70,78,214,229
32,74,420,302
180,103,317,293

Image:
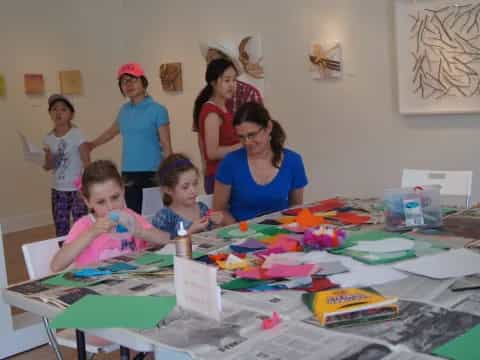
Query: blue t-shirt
116,96,169,172
216,148,308,221
151,202,211,239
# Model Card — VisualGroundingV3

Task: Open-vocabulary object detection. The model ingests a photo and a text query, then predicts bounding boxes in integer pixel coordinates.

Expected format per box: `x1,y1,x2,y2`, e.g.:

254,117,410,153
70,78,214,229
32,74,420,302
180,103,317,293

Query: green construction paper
220,278,268,290
329,231,447,265
50,295,176,329
134,252,205,266
217,224,291,239
431,324,480,360
442,207,459,216
41,272,104,287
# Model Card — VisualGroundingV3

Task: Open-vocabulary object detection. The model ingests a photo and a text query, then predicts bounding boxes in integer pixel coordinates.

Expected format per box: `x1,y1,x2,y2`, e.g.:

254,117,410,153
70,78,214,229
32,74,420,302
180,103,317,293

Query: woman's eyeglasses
238,127,265,142
120,77,140,86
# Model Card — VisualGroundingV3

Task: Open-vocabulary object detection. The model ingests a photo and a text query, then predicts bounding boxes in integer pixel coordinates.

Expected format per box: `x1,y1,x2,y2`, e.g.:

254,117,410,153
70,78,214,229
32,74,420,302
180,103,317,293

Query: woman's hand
207,210,224,226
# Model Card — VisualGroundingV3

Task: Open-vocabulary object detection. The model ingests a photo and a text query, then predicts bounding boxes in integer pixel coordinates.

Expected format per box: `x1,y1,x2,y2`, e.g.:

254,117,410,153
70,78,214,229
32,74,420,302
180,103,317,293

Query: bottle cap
177,221,188,236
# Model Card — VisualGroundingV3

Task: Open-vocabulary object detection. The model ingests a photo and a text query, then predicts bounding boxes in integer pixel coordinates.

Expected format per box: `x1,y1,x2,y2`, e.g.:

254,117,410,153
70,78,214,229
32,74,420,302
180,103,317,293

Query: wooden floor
3,225,123,360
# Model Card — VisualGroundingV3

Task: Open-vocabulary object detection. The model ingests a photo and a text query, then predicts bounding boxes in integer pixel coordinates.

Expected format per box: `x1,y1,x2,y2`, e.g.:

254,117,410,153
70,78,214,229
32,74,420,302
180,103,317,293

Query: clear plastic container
384,185,442,231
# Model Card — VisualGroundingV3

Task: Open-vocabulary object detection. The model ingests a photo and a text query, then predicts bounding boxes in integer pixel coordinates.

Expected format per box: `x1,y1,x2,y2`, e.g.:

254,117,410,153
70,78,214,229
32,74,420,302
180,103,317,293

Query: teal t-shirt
117,96,169,172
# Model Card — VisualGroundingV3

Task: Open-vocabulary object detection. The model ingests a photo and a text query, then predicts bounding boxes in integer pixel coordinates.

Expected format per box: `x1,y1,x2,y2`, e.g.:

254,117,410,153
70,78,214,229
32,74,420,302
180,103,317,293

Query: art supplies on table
50,295,177,329
328,231,447,265
302,225,347,250
393,248,480,279
384,186,442,231
302,288,399,327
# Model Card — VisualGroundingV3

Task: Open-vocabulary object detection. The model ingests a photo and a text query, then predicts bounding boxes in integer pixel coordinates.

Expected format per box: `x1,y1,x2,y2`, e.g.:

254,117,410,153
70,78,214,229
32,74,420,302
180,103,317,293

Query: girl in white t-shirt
43,94,90,236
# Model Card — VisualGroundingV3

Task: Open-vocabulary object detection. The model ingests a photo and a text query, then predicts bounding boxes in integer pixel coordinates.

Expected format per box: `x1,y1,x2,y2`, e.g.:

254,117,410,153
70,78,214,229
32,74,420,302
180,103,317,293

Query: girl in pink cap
88,63,172,213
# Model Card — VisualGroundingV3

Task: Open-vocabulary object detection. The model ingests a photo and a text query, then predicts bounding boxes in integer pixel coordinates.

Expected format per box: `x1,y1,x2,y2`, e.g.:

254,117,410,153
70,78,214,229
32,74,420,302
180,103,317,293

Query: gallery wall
0,0,479,232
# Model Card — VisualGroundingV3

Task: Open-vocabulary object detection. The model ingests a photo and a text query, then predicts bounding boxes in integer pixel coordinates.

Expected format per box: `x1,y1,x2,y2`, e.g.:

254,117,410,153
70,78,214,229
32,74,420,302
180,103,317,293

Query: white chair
141,186,164,221
197,194,213,208
401,169,473,207
22,237,119,359
0,225,49,358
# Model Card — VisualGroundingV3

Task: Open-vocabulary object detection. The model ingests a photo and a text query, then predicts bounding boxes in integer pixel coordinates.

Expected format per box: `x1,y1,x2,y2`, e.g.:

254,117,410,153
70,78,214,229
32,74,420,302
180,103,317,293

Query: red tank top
198,102,239,176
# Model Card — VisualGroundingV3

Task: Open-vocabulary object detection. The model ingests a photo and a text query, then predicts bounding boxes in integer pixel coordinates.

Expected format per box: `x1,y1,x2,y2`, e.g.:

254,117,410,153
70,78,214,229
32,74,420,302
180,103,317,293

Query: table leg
120,346,130,360
75,330,87,360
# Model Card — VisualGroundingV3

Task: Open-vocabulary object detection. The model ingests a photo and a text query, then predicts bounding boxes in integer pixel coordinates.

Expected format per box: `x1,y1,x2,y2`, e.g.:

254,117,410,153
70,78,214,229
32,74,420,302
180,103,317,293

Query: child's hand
130,217,145,238
43,146,54,170
207,210,224,226
92,216,115,236
189,217,209,234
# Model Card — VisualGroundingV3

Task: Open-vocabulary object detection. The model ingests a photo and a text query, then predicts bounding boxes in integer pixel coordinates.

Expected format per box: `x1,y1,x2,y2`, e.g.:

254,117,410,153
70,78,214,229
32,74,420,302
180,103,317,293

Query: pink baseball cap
117,63,145,79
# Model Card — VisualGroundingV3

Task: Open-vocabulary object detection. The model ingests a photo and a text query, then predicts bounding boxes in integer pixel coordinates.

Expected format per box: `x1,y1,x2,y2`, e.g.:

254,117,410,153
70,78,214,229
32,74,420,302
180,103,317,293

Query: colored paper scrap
217,254,249,270
220,278,269,290
264,264,316,278
135,252,204,266
41,272,104,288
50,295,176,329
261,312,281,330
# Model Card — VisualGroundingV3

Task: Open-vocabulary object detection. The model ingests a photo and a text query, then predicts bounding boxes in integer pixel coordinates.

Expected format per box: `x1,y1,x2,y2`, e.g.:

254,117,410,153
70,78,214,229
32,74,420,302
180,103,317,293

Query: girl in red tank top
193,59,242,194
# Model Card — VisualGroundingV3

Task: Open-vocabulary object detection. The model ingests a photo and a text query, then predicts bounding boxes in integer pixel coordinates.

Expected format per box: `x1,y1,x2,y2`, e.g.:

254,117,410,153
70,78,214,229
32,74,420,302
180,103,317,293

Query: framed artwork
24,74,45,95
59,70,83,95
309,42,342,80
395,0,480,114
159,63,183,91
0,74,5,96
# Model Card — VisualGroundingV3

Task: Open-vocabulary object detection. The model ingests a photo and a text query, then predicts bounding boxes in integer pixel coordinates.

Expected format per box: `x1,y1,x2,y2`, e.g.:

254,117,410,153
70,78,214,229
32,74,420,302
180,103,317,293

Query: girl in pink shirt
50,160,170,272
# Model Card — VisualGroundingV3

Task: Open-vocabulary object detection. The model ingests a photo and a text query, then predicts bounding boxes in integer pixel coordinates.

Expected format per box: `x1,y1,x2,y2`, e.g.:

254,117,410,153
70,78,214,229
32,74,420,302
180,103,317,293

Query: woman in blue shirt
88,63,172,213
214,102,308,223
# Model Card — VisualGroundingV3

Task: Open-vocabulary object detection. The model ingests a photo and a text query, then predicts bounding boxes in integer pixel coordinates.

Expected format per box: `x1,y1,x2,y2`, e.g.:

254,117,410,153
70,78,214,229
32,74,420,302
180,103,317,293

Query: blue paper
73,268,112,278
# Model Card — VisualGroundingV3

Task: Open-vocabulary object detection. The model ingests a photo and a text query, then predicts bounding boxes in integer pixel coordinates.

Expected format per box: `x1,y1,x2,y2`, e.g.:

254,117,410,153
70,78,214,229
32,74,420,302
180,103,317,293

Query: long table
3,200,480,359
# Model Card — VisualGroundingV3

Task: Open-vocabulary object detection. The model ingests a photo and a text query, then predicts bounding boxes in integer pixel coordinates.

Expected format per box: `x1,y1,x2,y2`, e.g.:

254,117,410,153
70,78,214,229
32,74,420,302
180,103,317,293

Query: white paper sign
174,256,221,321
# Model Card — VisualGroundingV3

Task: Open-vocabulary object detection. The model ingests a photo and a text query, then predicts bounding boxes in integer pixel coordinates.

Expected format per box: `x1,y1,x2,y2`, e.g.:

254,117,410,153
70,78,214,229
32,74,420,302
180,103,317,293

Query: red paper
262,312,281,330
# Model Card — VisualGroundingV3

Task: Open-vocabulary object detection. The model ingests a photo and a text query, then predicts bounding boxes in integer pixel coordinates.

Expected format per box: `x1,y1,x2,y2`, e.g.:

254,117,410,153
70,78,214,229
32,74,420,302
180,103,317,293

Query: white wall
1,0,479,232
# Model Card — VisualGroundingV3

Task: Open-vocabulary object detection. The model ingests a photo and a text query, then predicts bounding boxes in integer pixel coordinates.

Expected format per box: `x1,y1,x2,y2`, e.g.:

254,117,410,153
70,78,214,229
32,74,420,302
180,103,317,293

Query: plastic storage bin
384,185,442,231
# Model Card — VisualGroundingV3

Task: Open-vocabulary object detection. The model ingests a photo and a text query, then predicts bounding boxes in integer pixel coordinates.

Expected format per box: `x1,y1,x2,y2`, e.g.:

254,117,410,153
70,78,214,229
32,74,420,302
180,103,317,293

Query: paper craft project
309,42,342,80
59,70,83,95
0,74,6,96
50,295,176,329
18,131,44,166
431,324,480,360
24,73,45,94
394,248,480,279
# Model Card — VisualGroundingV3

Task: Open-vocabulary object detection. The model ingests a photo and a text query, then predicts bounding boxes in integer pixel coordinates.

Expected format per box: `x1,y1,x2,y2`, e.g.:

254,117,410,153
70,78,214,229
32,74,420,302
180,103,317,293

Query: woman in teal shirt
88,63,172,213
